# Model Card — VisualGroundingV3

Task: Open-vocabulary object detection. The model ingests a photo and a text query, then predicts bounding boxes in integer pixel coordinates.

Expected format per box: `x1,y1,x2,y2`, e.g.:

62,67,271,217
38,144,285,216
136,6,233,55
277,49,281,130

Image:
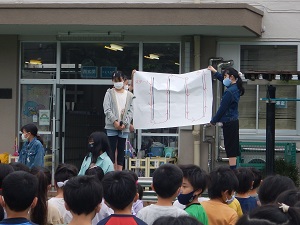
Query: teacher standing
208,66,245,169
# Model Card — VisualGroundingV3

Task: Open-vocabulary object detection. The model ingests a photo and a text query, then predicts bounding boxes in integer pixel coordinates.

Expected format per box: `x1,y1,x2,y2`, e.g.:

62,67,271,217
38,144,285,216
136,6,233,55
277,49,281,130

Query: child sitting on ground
177,164,209,225
98,170,147,225
234,167,258,214
0,171,38,225
64,175,103,225
137,164,188,225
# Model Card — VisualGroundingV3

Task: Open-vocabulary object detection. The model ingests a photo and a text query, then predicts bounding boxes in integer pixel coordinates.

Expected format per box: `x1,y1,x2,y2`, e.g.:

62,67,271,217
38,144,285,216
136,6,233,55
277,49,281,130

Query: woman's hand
113,120,120,129
208,66,217,73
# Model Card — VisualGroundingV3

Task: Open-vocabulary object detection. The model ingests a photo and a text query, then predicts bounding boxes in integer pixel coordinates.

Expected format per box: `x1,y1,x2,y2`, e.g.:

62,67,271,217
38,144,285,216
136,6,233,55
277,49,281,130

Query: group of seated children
1,161,300,225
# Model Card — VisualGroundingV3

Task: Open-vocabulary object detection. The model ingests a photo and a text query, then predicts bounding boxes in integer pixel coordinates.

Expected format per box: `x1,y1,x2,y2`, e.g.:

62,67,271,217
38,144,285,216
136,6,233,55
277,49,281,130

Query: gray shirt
137,204,188,225
103,88,135,133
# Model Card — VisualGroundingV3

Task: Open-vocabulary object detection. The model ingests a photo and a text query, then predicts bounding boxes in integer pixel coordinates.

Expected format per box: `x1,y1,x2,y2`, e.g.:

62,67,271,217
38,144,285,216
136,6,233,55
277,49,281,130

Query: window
240,45,297,130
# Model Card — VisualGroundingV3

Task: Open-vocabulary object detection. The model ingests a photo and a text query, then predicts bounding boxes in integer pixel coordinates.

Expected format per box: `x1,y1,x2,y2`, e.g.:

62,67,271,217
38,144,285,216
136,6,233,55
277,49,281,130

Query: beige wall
0,35,18,155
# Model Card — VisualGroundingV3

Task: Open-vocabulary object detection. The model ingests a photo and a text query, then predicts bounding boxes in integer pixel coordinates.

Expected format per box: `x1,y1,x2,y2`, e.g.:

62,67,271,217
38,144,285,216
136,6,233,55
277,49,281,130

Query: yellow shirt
228,198,243,218
201,200,238,225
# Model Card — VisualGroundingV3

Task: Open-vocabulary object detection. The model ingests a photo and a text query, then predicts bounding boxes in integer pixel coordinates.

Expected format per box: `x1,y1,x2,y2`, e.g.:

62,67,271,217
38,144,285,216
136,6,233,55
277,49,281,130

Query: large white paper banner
133,69,213,129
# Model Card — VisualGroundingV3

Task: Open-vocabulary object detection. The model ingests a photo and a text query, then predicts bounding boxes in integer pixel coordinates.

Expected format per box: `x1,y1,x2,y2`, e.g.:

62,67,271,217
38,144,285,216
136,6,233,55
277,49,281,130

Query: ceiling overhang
0,3,263,37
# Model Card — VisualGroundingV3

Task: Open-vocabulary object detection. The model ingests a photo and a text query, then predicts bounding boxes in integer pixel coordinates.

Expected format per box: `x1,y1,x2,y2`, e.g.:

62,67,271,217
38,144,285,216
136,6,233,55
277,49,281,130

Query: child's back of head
258,174,296,205
234,167,254,194
0,163,14,190
55,163,78,188
2,171,38,213
9,162,30,172
85,166,104,182
102,171,137,211
249,167,262,191
152,164,183,199
207,166,239,199
64,175,103,215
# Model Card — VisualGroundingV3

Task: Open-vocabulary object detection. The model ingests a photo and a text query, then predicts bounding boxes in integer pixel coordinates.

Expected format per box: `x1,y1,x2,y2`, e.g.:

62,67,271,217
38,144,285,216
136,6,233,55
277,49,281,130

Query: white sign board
39,110,50,125
133,69,213,129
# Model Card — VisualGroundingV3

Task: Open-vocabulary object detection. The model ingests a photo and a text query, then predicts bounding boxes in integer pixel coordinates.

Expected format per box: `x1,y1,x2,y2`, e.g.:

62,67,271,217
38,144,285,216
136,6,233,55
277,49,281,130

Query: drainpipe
193,36,201,166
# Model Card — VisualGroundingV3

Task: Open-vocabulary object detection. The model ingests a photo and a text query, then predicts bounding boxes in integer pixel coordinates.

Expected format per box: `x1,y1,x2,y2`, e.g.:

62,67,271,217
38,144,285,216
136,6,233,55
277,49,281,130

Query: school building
0,0,299,172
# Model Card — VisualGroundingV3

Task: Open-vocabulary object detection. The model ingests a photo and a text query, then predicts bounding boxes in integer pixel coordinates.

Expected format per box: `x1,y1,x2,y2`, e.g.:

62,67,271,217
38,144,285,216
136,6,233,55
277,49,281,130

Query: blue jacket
19,137,45,169
211,72,240,123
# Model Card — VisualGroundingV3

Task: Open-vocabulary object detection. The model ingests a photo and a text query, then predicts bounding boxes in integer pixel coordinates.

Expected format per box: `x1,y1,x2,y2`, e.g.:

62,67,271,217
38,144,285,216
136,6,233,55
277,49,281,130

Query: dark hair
223,67,245,96
30,167,51,225
85,166,104,182
153,215,204,225
54,163,78,186
112,71,124,82
258,175,296,205
0,205,4,221
207,166,239,199
64,175,103,215
234,167,254,194
152,164,183,198
236,204,300,225
2,171,38,212
102,171,137,210
21,123,44,145
9,162,30,172
86,131,111,164
0,163,14,188
249,167,262,190
178,164,209,195
137,183,144,200
276,189,300,207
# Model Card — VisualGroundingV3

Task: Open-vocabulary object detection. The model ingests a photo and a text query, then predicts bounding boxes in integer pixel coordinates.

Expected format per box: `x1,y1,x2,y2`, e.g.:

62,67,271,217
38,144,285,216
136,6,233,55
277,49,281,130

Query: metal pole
266,85,276,175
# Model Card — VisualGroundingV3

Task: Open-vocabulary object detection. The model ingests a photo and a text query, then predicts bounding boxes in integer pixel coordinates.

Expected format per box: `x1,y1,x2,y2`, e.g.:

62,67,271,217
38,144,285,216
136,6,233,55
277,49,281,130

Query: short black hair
234,167,254,194
55,163,78,184
64,175,103,215
102,171,137,210
178,164,209,195
152,164,183,198
236,204,300,225
85,166,104,182
153,215,204,225
249,167,262,190
0,163,14,188
2,171,38,212
258,175,296,205
9,162,30,172
207,166,239,199
137,183,144,200
276,189,300,207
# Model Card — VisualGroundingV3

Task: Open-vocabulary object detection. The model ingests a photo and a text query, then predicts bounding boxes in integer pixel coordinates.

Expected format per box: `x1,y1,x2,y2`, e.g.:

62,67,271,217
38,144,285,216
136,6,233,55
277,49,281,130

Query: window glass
61,43,139,79
21,42,57,79
141,43,180,136
240,45,297,130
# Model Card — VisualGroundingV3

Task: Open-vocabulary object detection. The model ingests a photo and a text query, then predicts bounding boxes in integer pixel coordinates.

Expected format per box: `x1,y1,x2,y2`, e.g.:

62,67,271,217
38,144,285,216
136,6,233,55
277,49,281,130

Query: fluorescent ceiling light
104,44,123,51
144,54,159,60
26,59,42,65
175,62,180,66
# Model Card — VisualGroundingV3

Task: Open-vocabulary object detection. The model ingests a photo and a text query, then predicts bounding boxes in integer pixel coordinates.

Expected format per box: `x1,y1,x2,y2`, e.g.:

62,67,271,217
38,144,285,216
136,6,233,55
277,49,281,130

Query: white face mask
124,85,129,90
114,82,124,90
21,133,28,142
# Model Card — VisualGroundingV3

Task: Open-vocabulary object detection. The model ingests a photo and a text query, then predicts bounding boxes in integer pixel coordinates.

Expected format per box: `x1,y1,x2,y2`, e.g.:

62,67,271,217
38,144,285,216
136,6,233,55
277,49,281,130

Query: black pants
222,119,240,157
108,136,126,166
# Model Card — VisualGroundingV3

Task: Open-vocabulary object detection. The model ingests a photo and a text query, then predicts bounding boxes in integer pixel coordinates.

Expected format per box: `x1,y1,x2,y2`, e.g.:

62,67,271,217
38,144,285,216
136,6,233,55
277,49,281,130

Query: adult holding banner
103,71,135,171
208,66,245,169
